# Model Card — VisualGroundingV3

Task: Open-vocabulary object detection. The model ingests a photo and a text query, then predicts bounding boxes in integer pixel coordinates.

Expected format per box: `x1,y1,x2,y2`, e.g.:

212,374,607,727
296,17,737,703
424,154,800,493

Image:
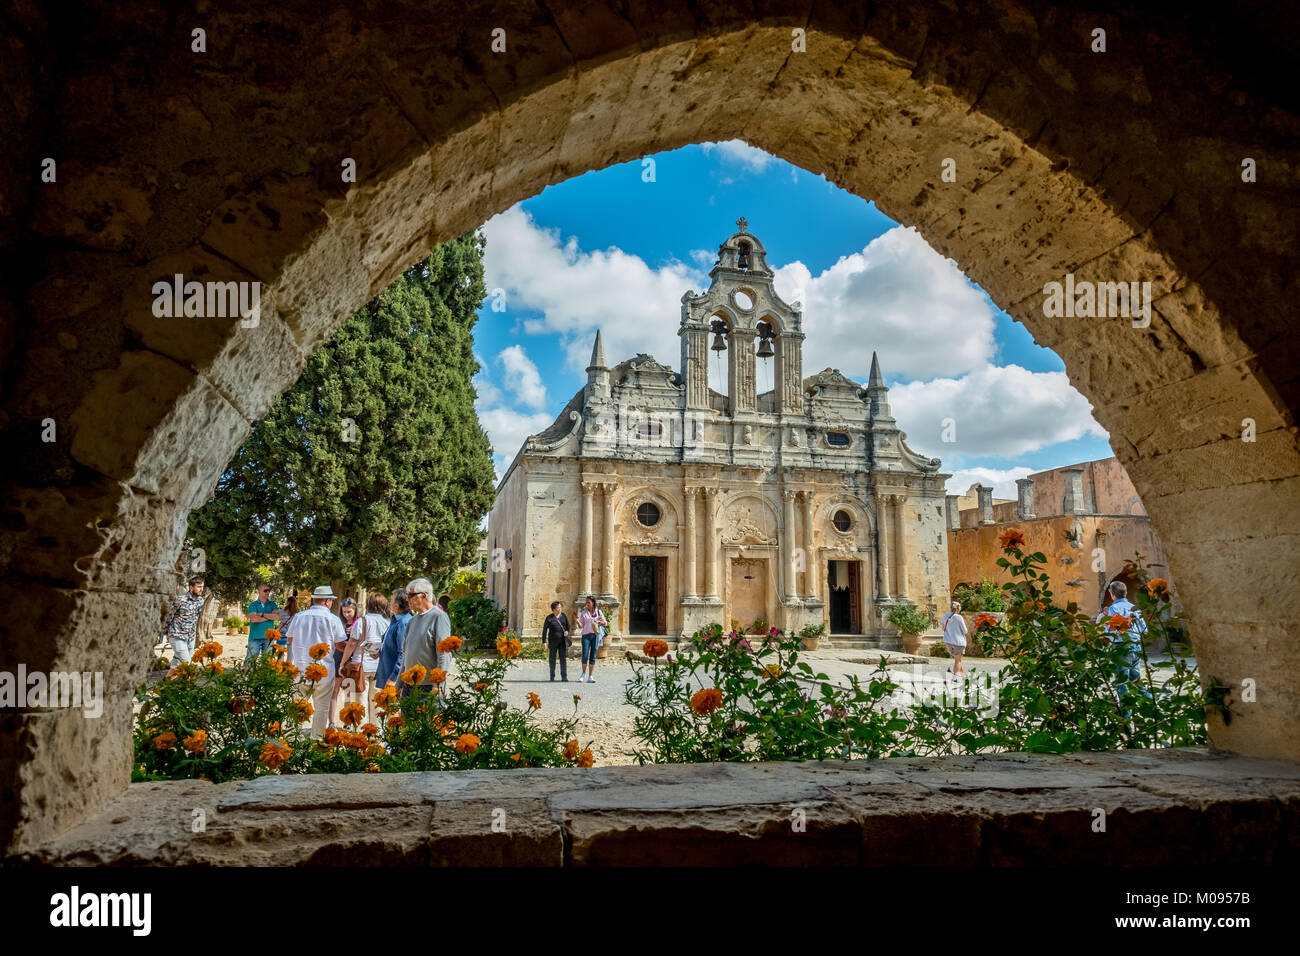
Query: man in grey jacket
401,577,452,695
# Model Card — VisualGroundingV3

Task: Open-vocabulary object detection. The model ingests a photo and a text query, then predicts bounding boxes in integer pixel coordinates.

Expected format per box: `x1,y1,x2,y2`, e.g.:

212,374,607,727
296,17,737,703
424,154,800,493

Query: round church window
637,502,661,527
832,510,852,533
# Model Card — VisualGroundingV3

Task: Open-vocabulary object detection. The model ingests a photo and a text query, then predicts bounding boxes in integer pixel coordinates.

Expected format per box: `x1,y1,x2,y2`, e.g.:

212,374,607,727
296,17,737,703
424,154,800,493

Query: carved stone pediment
804,367,865,400
722,503,773,545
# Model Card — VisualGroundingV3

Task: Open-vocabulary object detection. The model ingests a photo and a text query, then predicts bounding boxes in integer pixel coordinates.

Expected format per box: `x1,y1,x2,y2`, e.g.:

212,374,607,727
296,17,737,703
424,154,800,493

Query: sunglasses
341,599,355,605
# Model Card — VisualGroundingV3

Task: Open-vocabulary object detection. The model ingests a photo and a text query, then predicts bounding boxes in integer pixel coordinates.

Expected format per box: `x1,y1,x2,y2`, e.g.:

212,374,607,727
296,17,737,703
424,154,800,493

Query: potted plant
799,622,826,651
887,604,932,655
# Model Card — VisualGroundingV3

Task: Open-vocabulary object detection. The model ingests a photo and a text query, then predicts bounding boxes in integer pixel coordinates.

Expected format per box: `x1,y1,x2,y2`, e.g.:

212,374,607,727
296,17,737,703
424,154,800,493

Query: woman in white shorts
941,600,968,677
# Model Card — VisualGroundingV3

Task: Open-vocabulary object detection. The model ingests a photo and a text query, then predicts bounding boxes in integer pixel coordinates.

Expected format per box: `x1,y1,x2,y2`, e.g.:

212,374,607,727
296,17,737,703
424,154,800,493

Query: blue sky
473,141,1112,496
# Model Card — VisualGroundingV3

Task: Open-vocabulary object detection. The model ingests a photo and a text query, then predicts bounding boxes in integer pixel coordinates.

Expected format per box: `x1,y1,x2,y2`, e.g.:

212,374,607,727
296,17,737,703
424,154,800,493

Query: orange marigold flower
526,692,542,710
573,694,581,704
197,641,222,660
496,636,522,659
974,613,999,632
563,739,580,761
266,721,282,735
1107,614,1132,632
643,639,669,658
281,661,300,679
509,753,521,762
182,729,207,753
207,660,225,674
1147,578,1170,601
577,748,594,768
365,763,381,773
401,665,428,686
309,643,330,660
153,731,178,751
438,636,463,654
690,687,724,716
344,732,367,750
339,701,366,727
265,629,281,642
361,722,380,737
167,663,198,680
387,713,404,729
270,642,286,657
259,738,291,771
303,662,328,683
473,682,489,693
427,668,447,685
228,695,254,714
292,699,314,721
323,727,343,746
454,733,480,755
998,528,1026,550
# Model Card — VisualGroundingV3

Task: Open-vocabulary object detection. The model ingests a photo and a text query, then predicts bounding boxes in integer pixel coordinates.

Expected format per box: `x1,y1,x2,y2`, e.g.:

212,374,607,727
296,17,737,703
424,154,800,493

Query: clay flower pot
801,637,821,651
900,632,924,654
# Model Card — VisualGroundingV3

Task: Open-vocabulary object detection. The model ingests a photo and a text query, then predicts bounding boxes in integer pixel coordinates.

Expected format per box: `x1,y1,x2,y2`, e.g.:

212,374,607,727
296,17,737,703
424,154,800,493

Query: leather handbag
338,616,367,692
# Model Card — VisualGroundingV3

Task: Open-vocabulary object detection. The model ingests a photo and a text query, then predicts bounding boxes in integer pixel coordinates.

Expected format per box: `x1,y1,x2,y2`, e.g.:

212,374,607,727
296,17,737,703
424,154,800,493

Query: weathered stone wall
3,1,1298,852
949,515,1176,618
13,750,1299,866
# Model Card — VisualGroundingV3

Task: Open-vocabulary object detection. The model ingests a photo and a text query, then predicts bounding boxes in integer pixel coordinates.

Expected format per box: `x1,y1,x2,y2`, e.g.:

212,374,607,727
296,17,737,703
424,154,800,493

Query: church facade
486,223,951,646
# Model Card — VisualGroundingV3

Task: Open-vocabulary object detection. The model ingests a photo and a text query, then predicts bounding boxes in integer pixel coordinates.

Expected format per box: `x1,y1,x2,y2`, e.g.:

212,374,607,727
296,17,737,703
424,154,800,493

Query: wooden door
654,557,668,634
848,561,862,634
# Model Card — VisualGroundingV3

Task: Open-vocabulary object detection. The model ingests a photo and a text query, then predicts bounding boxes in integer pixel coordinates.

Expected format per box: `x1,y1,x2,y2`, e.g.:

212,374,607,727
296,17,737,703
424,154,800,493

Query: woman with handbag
577,594,607,684
328,596,370,727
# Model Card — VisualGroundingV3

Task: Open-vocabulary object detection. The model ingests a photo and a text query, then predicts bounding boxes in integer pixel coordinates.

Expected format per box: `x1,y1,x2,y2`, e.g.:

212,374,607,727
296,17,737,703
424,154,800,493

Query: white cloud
773,225,996,383
475,400,554,481
700,140,774,173
482,206,703,375
943,466,1036,500
891,363,1106,460
496,344,547,410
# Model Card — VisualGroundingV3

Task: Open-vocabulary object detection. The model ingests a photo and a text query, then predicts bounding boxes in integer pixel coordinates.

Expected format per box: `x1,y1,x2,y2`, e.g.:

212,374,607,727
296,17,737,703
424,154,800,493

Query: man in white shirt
285,585,346,737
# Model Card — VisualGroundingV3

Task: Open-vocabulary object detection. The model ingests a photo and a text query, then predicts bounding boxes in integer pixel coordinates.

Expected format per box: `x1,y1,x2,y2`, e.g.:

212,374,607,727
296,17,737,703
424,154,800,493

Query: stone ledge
10,750,1300,865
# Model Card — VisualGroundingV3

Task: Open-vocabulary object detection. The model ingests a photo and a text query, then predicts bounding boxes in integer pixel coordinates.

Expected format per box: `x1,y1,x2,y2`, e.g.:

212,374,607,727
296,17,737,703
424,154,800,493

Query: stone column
976,484,995,525
601,481,617,596
892,494,909,600
1063,468,1087,514
876,494,891,600
945,494,962,531
704,487,720,600
801,490,817,600
1016,477,1036,519
682,486,698,599
579,481,594,595
782,489,799,602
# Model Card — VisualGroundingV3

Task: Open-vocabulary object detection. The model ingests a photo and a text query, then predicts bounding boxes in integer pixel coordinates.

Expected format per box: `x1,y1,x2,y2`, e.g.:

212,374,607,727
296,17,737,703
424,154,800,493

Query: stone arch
818,496,876,550
620,485,679,535
3,2,1298,851
719,492,781,546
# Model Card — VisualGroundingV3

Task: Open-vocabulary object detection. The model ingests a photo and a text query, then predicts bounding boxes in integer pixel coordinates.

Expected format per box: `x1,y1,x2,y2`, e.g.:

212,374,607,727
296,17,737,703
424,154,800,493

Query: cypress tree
188,232,497,597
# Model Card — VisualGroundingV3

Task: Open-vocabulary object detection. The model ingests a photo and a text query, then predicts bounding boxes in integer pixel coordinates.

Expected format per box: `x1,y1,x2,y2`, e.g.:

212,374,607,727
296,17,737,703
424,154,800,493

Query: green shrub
952,578,1006,613
222,615,246,629
448,594,507,649
886,604,933,636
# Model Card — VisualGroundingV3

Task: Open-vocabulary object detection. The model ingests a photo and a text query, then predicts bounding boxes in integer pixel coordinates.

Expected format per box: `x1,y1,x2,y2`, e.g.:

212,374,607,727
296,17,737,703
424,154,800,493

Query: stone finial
1016,477,1036,519
1062,467,1087,515
945,494,962,531
868,351,885,389
587,328,606,370
976,484,995,525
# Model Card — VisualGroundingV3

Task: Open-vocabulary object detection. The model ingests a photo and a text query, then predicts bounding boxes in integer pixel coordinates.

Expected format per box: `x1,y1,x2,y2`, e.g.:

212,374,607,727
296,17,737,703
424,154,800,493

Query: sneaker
587,676,595,683
577,674,587,682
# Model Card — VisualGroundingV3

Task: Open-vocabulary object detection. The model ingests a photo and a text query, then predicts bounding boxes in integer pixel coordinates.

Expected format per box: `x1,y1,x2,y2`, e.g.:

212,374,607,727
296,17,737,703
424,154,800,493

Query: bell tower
679,218,805,416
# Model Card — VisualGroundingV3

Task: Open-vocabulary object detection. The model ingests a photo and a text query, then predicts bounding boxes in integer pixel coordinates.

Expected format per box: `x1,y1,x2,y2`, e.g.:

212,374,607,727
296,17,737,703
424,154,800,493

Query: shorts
944,643,966,656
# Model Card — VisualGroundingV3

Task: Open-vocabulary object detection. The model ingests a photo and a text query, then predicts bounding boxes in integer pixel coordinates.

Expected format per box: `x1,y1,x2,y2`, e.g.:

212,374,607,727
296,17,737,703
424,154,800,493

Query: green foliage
952,577,1007,612
448,594,507,649
623,546,1205,764
887,603,933,636
133,641,593,780
799,622,826,643
187,233,497,598
222,615,247,630
445,568,486,596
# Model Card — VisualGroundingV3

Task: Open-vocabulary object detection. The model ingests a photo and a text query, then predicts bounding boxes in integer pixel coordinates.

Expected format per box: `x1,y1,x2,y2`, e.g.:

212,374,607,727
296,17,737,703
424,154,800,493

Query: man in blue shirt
375,588,411,688
246,585,280,661
1096,581,1151,712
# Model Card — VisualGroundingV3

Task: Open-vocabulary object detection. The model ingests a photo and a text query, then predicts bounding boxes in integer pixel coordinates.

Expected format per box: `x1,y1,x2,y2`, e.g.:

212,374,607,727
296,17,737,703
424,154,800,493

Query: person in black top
542,601,571,681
